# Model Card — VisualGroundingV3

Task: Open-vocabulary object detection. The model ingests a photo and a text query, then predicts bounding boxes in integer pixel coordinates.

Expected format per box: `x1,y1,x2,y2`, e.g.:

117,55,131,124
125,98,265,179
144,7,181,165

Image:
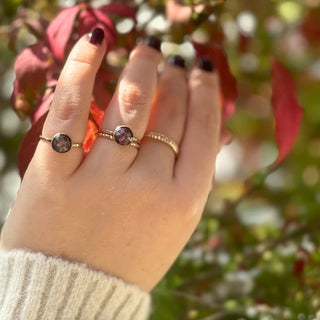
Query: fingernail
168,55,185,69
89,28,104,46
145,36,162,52
197,56,215,72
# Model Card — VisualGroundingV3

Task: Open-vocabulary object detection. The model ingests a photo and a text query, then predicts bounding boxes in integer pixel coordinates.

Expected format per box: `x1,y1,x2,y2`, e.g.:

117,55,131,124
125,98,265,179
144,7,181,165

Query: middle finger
87,37,162,174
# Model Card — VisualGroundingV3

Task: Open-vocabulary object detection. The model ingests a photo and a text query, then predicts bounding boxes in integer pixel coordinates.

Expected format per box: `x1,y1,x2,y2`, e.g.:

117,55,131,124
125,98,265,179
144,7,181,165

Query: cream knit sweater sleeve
0,249,151,320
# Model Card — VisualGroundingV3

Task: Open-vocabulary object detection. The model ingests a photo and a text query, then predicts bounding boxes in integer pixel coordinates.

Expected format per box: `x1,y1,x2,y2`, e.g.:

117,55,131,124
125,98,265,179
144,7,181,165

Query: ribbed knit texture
0,249,151,320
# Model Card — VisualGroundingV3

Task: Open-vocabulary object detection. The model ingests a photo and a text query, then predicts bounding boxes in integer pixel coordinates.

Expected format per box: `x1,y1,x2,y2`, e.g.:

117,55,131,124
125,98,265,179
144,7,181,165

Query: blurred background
1,0,320,319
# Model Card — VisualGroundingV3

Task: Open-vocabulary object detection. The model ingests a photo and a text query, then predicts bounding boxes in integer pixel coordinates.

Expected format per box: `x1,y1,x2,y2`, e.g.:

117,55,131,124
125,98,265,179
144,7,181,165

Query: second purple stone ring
96,126,140,148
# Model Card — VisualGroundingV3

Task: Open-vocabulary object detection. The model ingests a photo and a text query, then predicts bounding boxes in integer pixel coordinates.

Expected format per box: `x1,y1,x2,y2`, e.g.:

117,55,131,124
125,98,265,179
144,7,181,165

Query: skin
0,33,231,291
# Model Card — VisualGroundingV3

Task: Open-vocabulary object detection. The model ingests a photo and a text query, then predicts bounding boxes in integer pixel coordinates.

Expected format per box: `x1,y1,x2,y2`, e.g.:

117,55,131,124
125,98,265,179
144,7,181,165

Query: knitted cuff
0,249,151,320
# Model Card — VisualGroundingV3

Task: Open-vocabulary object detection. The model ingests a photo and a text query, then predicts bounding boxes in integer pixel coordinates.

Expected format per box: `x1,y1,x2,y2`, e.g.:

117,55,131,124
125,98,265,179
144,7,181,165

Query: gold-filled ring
143,132,179,156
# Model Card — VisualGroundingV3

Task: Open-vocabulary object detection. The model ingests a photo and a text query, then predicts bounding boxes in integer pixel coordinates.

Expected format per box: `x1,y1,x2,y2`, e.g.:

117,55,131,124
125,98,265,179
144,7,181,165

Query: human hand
0,28,226,291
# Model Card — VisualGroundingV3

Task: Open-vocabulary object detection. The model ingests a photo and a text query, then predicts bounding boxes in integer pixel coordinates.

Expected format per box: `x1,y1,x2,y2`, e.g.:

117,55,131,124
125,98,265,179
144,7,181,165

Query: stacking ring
96,125,140,148
144,132,179,156
39,133,83,153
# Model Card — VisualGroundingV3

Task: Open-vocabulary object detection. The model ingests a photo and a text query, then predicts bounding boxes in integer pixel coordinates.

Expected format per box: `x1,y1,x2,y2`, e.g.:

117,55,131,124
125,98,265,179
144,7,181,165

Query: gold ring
96,125,140,148
39,133,83,153
143,132,179,156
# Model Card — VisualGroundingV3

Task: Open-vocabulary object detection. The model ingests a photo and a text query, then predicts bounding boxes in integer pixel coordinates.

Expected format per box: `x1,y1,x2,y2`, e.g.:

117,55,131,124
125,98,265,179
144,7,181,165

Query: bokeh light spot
277,1,303,24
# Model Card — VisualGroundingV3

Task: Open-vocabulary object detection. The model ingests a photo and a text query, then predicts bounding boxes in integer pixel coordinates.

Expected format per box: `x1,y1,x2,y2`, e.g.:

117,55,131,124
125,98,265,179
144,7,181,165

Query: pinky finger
174,58,221,200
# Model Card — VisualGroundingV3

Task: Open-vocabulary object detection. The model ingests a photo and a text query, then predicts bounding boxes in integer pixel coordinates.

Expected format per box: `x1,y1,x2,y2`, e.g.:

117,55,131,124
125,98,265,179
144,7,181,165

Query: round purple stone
52,133,72,153
114,126,133,146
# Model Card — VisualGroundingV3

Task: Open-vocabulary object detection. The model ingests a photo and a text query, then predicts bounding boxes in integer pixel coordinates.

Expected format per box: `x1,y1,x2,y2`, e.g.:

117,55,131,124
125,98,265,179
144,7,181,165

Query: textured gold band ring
39,133,83,153
96,125,140,148
144,132,179,156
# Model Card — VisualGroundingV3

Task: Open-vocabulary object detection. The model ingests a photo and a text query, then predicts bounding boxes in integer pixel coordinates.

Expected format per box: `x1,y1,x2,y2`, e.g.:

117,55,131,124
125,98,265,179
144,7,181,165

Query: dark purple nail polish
197,57,215,72
145,36,162,52
168,55,185,69
89,28,104,46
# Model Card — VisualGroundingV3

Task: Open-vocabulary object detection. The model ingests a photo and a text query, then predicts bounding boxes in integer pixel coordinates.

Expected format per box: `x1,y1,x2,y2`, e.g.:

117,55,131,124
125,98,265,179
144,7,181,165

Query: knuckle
52,87,82,121
70,56,94,67
118,82,150,115
186,200,204,220
190,105,219,131
157,94,185,121
175,195,203,222
156,82,187,120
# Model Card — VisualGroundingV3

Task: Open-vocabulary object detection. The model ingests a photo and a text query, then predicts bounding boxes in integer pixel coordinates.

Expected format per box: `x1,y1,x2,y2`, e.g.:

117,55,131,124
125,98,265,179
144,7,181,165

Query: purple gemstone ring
39,133,83,153
96,126,140,148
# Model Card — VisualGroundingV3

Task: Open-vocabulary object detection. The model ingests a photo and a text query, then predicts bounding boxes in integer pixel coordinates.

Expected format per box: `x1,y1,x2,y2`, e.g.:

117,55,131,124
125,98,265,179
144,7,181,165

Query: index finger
34,28,107,178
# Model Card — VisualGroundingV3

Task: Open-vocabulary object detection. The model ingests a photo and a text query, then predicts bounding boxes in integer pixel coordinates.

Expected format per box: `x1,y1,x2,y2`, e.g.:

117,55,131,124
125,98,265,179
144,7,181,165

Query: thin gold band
144,132,179,156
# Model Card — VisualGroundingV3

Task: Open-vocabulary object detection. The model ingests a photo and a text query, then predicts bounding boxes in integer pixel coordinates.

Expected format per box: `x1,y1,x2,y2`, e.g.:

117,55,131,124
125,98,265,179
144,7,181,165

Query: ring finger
133,55,188,177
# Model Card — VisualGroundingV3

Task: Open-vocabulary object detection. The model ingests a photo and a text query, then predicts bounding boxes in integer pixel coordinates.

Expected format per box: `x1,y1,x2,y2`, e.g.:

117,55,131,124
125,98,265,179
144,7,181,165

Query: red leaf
14,41,50,93
83,101,104,152
11,81,32,119
18,112,48,178
301,12,320,45
30,89,54,125
45,5,81,63
93,69,115,110
238,34,252,53
24,17,49,39
99,3,137,23
293,259,305,275
77,7,116,49
12,42,51,118
271,59,304,166
193,42,238,122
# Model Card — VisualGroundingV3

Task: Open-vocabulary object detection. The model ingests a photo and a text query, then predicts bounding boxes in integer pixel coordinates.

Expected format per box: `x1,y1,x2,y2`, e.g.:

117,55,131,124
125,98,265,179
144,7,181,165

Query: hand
0,29,225,291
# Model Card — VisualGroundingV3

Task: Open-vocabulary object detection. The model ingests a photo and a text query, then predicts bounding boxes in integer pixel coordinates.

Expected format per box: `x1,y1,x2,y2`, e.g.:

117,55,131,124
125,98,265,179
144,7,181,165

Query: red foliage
271,59,304,166
293,248,310,277
45,3,136,64
93,69,116,110
301,11,320,46
238,34,252,53
293,259,305,276
30,89,54,125
83,102,105,153
8,8,49,51
14,41,50,91
77,7,116,49
45,5,82,64
12,42,51,118
193,42,238,122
